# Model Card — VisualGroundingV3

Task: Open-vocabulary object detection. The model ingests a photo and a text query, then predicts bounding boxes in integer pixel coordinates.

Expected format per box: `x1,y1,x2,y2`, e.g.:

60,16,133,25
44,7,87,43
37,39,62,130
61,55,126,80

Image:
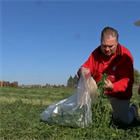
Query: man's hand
78,67,90,76
104,80,113,91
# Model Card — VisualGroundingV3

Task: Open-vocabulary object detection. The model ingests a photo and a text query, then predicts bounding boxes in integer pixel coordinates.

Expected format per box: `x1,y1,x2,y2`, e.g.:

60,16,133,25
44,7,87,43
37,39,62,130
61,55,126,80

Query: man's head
100,27,119,56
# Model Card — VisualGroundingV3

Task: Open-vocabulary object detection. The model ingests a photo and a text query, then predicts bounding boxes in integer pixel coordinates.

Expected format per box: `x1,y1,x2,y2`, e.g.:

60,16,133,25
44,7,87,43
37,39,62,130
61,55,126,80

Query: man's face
101,36,118,56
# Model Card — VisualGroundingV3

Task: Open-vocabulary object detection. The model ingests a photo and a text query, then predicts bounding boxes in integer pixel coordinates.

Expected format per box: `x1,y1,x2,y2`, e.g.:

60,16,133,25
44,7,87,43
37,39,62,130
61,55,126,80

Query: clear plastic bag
41,70,99,128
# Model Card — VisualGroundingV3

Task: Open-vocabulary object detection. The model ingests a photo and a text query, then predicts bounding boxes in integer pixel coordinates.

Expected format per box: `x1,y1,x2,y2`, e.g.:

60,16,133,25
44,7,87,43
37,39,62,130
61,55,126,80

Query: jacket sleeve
77,52,95,77
107,55,134,95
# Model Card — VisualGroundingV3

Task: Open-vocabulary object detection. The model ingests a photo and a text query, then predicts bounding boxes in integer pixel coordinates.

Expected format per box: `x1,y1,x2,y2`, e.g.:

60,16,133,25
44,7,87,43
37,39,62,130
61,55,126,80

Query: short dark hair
101,27,119,41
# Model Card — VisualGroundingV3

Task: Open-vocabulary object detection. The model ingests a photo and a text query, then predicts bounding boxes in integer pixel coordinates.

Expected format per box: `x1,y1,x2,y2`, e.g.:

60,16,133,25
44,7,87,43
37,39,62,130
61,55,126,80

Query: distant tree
61,85,65,88
134,68,140,85
10,83,14,87
53,84,57,88
73,74,78,87
67,75,73,87
67,75,79,87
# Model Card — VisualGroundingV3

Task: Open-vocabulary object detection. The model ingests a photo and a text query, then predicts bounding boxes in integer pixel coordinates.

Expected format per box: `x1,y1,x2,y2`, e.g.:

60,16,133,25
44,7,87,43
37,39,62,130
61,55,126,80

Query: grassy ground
0,87,140,140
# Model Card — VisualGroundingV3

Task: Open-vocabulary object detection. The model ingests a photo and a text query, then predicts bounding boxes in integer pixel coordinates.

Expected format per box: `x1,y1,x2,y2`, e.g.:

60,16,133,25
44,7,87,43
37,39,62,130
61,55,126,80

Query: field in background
0,87,140,140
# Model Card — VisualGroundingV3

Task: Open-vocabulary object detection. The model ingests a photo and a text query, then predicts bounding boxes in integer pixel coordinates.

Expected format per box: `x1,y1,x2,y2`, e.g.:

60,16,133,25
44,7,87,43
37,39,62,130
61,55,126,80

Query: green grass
0,87,140,140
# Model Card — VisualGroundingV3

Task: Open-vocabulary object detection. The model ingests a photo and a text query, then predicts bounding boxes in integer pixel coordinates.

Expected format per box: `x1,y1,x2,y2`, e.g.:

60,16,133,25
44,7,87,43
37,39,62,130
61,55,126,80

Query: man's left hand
104,80,113,91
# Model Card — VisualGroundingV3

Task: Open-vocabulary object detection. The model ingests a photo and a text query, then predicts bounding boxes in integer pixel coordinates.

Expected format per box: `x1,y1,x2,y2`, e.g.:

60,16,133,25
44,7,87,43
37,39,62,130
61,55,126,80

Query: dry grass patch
49,95,64,99
41,100,52,106
21,99,52,106
0,96,52,106
0,96,16,104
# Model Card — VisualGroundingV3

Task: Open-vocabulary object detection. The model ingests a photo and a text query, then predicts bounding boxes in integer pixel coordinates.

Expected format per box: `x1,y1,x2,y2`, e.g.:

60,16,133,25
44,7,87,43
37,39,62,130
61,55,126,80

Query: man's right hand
78,67,90,76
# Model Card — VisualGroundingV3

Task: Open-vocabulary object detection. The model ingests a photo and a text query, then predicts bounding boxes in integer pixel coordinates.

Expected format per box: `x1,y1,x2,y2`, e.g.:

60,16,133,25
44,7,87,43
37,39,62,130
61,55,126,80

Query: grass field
0,87,140,140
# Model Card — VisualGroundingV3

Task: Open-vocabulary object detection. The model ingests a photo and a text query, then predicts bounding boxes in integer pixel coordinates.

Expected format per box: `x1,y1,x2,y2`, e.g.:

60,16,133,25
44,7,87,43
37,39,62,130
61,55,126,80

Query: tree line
134,69,140,85
67,74,78,87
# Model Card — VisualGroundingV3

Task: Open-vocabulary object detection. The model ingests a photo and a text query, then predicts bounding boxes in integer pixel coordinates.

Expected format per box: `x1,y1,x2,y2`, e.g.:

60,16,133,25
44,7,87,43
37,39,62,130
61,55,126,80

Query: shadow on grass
40,116,140,130
40,119,77,128
109,117,140,130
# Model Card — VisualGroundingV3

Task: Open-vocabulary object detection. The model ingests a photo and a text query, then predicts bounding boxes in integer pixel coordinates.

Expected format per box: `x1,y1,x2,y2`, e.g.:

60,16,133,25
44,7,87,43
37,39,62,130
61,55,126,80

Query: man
78,27,139,124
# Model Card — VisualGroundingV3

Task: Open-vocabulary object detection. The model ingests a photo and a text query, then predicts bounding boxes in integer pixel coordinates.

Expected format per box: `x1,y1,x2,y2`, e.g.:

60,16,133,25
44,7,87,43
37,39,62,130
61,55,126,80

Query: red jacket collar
116,43,122,56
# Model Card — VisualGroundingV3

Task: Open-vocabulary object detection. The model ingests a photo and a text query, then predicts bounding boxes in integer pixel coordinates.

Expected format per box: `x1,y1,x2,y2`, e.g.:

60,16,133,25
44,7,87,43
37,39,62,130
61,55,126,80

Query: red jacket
80,43,134,100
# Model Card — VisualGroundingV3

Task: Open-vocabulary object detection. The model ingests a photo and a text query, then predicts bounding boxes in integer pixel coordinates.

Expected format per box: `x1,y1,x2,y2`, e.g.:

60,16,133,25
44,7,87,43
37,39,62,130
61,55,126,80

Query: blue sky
1,1,140,86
